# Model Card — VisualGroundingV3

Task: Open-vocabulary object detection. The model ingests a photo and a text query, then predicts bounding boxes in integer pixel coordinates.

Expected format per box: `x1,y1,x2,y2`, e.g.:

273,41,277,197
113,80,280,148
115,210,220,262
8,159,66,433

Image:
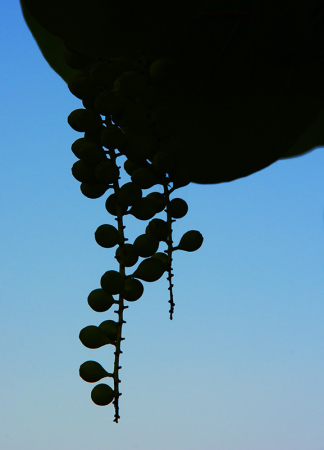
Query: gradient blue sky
1,3,324,450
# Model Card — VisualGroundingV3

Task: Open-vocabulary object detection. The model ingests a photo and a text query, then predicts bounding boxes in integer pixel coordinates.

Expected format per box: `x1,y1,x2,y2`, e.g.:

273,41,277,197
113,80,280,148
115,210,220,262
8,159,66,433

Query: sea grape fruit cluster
65,46,204,422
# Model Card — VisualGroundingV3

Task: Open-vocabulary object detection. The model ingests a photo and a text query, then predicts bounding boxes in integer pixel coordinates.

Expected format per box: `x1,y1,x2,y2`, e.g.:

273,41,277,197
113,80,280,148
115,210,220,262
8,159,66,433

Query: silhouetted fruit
131,167,160,189
91,383,114,406
168,198,188,218
123,134,156,163
95,159,119,183
87,288,115,312
133,234,159,257
95,224,120,248
113,71,149,99
78,141,107,165
82,98,96,109
68,74,99,100
68,108,102,132
119,103,151,128
109,56,134,78
132,257,165,282
145,218,168,242
95,90,131,117
124,159,140,176
115,244,139,267
177,230,203,252
79,360,109,383
79,325,112,349
105,193,128,216
71,137,87,158
100,125,128,151
118,182,142,207
151,252,169,271
122,278,144,301
128,198,157,220
80,181,109,199
149,58,179,86
90,61,115,87
84,130,102,144
94,90,118,116
72,160,97,182
98,320,119,341
170,165,192,189
68,109,86,132
100,270,125,295
146,192,166,213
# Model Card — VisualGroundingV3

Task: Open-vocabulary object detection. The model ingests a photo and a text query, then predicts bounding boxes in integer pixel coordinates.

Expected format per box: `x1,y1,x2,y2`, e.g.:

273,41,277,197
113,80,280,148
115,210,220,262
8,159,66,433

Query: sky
1,3,324,450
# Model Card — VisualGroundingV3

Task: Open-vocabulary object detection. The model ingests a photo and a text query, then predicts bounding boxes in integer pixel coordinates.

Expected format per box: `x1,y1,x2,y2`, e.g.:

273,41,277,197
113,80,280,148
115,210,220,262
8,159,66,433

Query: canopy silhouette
20,0,324,184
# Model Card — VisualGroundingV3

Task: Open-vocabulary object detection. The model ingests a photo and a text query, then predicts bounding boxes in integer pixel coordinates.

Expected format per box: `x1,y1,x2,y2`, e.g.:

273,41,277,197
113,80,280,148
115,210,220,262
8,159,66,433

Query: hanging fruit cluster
65,43,204,422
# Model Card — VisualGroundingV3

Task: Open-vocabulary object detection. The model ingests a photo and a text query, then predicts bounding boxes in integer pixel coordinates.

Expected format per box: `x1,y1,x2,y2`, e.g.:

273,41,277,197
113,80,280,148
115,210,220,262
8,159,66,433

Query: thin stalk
163,182,175,320
109,147,128,423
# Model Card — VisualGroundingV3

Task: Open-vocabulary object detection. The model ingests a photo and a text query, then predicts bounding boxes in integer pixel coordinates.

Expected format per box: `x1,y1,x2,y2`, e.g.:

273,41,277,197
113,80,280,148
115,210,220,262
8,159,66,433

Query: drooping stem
109,147,128,423
164,182,175,320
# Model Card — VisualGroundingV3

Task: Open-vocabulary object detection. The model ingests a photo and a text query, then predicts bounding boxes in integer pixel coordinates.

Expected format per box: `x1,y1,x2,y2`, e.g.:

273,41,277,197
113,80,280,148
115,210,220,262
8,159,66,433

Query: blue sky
1,3,324,450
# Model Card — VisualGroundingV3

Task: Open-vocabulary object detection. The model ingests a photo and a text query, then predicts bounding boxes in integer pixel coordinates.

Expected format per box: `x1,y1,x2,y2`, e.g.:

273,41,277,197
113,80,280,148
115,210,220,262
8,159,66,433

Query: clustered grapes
65,43,204,422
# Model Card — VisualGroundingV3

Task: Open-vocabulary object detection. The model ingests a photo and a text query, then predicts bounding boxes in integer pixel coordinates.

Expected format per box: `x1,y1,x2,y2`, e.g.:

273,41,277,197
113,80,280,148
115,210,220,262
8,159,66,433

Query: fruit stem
163,183,175,320
109,147,127,423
